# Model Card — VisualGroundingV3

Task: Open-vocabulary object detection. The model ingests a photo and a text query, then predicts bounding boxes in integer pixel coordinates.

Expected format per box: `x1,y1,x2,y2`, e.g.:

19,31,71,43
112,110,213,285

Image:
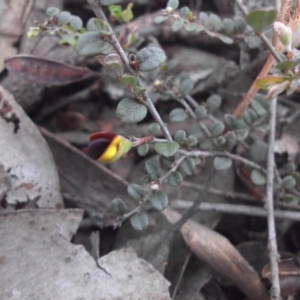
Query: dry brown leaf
162,207,270,300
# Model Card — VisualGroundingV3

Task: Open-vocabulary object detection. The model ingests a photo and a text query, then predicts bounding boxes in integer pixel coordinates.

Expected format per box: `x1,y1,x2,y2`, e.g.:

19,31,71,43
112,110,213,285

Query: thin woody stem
86,0,173,141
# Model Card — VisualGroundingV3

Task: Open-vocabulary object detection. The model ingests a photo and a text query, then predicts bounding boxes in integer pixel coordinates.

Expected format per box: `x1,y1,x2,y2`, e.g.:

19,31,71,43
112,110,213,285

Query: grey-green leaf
127,184,145,203
121,74,137,88
145,159,162,180
251,169,266,185
208,121,225,137
116,97,147,123
154,141,180,157
154,16,169,24
77,32,111,56
150,191,169,211
168,171,183,186
174,130,187,145
250,99,268,117
282,176,296,190
167,0,179,9
224,114,238,130
179,157,195,175
207,94,222,111
213,157,232,170
186,135,198,147
169,108,188,122
101,0,123,5
69,16,83,30
57,11,71,24
224,131,236,151
137,144,149,157
178,75,194,95
137,47,166,72
172,17,184,31
195,105,207,120
105,63,124,78
110,198,127,216
250,140,268,164
46,7,59,18
148,123,161,135
130,212,149,231
247,9,277,33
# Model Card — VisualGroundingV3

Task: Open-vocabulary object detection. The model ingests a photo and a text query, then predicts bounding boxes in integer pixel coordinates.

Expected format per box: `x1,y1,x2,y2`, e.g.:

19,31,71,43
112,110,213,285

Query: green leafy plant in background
25,0,300,236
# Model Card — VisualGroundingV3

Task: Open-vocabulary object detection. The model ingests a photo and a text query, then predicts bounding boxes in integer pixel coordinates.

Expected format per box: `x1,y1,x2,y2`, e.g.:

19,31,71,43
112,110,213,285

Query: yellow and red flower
83,132,133,163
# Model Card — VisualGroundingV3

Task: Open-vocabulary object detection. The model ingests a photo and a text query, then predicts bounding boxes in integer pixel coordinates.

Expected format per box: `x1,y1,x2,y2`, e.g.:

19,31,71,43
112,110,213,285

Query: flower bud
83,132,133,163
274,21,292,49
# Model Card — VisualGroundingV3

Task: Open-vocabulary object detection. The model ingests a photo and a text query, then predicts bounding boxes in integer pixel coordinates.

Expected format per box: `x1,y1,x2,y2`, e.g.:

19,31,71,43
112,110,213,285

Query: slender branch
235,0,283,63
171,200,300,221
172,251,192,299
181,181,260,201
159,155,187,184
266,96,281,300
179,149,266,173
86,0,173,141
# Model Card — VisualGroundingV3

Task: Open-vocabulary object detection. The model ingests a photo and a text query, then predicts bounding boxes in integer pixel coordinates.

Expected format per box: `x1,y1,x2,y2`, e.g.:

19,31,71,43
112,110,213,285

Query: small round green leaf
178,75,194,95
250,99,268,117
167,0,179,9
121,74,137,88
137,144,149,157
77,32,111,56
250,140,268,164
251,170,266,185
116,97,147,123
224,131,236,151
110,198,127,216
247,9,277,33
180,7,190,17
159,156,175,169
154,141,180,157
208,121,225,137
145,159,162,180
150,191,169,211
69,16,83,30
282,176,296,190
223,18,235,34
179,158,195,175
209,14,223,31
148,123,161,135
207,94,222,112
101,0,123,5
127,184,145,203
242,109,258,126
224,114,238,130
199,139,214,150
195,105,207,120
46,7,59,18
105,63,124,78
216,136,226,146
186,135,198,147
169,108,188,122
213,157,232,170
174,130,187,145
233,16,247,33
130,212,148,231
154,16,169,24
137,47,166,72
168,171,183,186
87,18,98,31
57,11,71,24
172,17,184,31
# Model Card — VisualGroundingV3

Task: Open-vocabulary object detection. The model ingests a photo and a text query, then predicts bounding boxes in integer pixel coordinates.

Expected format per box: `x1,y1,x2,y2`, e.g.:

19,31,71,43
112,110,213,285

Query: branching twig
179,149,266,173
266,96,281,299
171,199,300,221
86,0,173,141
